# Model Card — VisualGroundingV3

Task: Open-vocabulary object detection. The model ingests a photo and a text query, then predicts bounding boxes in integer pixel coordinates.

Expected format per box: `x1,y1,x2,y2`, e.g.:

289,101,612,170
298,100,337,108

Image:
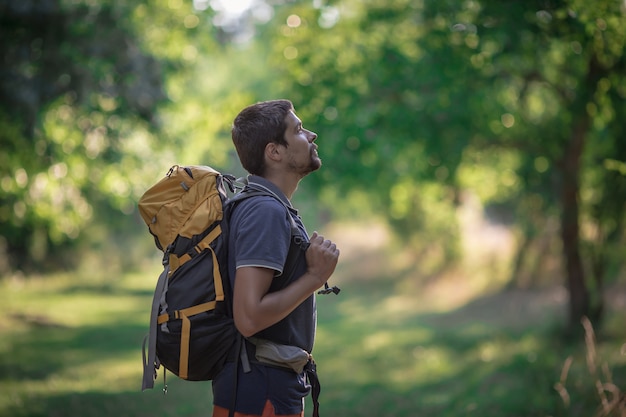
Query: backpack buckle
318,283,341,295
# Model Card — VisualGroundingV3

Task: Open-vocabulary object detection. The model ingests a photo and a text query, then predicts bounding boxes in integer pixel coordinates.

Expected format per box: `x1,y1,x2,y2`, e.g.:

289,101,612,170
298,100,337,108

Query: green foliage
1,0,164,269
0,0,228,270
1,0,624,319
465,0,626,307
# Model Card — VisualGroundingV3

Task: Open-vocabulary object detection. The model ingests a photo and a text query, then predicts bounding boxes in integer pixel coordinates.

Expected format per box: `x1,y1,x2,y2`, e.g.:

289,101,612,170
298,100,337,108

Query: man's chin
311,157,322,171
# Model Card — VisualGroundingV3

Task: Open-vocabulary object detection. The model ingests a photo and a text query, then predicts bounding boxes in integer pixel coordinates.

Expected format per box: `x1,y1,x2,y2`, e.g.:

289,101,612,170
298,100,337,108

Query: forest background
1,0,625,416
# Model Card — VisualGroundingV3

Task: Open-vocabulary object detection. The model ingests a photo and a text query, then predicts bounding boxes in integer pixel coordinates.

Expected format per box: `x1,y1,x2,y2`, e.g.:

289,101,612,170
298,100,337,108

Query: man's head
232,99,294,176
232,99,320,177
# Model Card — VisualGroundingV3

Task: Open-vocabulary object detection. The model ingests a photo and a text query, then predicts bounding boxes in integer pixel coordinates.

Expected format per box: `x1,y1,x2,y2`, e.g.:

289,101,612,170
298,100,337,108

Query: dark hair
232,99,294,176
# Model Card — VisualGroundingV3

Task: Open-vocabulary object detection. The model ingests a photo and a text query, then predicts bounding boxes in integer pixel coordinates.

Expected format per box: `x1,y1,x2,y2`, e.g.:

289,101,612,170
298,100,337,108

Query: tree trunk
559,117,589,330
558,53,609,331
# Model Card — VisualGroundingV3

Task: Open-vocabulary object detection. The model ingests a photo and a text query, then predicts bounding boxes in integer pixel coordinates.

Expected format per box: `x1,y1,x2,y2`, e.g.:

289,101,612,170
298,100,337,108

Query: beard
288,148,322,176
309,148,322,172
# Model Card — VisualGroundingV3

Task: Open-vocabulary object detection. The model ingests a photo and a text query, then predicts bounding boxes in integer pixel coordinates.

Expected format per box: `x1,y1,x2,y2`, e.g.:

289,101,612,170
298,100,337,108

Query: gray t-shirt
227,176,316,352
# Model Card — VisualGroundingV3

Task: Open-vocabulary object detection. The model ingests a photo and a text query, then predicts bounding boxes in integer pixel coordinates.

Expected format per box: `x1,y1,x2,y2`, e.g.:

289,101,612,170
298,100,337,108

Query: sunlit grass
0,269,172,416
1,257,624,416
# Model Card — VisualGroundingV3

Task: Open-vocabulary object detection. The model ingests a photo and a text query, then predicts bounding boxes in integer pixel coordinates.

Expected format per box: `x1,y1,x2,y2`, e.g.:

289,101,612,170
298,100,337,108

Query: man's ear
265,142,283,162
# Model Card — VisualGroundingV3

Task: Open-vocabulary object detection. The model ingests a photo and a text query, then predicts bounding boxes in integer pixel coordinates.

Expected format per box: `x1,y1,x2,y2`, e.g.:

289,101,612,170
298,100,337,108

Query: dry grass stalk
555,317,626,417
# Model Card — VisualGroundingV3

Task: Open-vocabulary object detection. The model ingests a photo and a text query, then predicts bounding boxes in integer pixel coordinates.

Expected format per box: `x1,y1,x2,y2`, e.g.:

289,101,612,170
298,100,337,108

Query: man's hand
305,231,340,289
233,231,340,336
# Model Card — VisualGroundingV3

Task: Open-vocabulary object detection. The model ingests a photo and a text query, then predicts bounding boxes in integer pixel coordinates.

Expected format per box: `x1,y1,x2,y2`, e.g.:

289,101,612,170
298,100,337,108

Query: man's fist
305,231,340,288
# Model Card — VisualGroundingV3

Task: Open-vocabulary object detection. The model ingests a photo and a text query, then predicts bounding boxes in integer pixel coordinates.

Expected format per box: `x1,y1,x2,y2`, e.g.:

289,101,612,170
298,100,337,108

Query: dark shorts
212,362,311,415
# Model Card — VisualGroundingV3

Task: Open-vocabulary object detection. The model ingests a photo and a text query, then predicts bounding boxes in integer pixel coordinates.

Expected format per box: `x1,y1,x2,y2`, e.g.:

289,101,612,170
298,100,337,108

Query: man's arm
233,232,339,337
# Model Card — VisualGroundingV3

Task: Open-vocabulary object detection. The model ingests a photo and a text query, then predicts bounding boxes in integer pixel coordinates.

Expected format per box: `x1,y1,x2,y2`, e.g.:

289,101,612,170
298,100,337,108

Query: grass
1,259,625,417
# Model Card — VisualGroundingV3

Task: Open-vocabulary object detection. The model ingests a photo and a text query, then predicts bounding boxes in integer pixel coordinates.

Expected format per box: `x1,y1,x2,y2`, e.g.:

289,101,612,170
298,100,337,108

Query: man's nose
308,130,317,142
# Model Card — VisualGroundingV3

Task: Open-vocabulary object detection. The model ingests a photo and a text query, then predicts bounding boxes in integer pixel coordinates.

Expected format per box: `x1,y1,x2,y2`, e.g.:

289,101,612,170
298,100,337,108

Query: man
211,100,340,417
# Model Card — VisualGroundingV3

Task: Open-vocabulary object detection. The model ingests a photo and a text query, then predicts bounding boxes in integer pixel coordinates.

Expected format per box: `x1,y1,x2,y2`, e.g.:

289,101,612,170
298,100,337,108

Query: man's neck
261,171,302,201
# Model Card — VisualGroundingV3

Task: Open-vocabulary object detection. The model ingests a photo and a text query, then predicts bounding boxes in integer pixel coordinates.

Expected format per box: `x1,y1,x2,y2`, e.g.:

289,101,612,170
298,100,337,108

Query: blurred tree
472,0,626,329
259,0,625,329
0,0,222,271
1,0,156,270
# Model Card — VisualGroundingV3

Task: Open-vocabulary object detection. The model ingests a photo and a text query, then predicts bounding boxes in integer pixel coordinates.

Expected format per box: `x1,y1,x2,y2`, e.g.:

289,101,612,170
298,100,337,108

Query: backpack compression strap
156,300,217,380
167,225,223,285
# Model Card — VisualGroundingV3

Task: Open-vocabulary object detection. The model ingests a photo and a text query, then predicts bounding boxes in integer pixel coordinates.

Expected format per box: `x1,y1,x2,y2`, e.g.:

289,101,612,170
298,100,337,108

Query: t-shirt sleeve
231,196,291,275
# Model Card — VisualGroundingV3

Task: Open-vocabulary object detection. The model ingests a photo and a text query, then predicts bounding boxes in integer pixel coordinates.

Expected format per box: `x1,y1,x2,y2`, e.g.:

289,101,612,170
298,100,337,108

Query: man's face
283,110,321,175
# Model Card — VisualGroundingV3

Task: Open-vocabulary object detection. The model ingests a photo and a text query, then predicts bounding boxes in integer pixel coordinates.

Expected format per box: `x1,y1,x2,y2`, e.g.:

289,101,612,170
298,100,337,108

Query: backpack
138,165,308,391
138,164,238,391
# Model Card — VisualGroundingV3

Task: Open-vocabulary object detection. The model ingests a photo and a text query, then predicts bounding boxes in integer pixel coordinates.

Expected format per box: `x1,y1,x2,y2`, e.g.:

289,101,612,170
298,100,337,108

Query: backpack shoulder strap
227,185,307,280
227,183,338,295
232,184,303,238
